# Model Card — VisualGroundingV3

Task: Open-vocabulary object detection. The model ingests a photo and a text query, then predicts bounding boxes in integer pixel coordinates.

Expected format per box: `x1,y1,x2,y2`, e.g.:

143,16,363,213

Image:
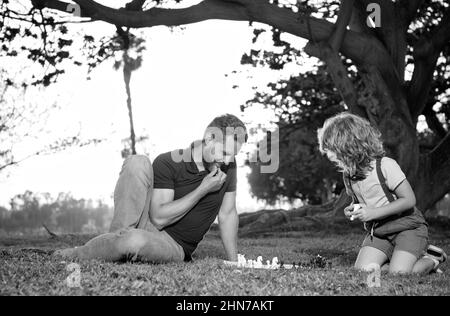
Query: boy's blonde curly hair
317,112,385,179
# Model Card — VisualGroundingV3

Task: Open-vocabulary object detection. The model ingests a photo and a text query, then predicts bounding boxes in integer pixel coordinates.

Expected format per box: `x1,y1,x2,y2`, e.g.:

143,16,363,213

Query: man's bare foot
53,247,79,259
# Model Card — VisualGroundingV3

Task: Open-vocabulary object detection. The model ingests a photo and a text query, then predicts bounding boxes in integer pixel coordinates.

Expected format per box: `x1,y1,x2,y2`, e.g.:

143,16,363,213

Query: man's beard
202,159,229,174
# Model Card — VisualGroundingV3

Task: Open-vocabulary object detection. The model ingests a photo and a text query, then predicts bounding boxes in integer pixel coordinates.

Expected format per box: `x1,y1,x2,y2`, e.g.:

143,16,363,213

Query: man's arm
150,168,227,230
218,191,239,262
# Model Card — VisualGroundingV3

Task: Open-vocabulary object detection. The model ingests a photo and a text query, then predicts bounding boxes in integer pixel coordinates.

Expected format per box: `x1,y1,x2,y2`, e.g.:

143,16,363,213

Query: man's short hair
205,114,248,144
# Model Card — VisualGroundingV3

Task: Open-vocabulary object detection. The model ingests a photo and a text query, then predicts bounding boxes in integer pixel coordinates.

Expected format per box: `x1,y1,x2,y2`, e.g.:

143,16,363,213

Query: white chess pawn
238,254,246,267
256,256,263,268
266,260,271,268
351,204,361,221
271,257,279,269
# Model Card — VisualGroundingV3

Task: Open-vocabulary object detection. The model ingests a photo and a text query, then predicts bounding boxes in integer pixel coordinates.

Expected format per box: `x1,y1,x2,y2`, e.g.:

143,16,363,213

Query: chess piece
255,256,263,268
271,257,279,269
351,204,361,221
238,254,246,268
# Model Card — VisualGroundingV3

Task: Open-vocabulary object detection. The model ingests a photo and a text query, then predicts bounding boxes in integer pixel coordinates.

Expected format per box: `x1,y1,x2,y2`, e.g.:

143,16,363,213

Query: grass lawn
1,218,449,296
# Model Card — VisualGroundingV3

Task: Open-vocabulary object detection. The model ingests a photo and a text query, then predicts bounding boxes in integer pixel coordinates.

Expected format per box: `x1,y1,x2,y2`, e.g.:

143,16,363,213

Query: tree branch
399,0,426,25
33,0,395,73
304,42,364,117
424,105,447,140
349,1,372,35
328,0,354,52
357,0,408,80
32,0,408,123
409,6,450,119
430,131,450,168
303,1,362,116
125,0,147,11
0,153,35,172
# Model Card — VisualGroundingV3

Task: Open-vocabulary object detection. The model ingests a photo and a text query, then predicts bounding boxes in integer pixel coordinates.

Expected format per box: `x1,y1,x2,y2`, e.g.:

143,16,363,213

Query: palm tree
114,27,146,157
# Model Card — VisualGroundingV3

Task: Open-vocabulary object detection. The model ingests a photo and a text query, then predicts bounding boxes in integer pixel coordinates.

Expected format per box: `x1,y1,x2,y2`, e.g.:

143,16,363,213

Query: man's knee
116,230,149,256
125,155,151,170
123,155,153,177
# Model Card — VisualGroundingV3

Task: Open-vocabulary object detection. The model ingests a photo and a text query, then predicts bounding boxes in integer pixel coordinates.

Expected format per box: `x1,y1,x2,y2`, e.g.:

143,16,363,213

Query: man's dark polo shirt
152,144,237,261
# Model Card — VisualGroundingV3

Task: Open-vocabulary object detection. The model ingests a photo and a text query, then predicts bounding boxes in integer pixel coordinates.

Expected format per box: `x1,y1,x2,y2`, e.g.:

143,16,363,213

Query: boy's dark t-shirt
152,146,237,261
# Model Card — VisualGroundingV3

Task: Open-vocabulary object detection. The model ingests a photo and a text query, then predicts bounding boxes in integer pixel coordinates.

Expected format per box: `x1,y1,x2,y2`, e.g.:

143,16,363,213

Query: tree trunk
416,133,450,211
238,191,350,235
123,53,137,156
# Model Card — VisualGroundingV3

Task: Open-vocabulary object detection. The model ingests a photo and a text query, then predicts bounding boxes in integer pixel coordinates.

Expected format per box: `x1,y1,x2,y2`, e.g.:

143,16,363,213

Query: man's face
203,134,243,170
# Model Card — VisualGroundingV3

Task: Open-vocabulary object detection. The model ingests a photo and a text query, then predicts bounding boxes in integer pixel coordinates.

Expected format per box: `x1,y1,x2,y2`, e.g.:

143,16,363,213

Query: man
54,114,248,263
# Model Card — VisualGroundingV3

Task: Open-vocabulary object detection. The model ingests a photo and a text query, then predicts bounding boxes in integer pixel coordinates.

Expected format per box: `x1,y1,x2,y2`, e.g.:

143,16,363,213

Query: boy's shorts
361,224,428,259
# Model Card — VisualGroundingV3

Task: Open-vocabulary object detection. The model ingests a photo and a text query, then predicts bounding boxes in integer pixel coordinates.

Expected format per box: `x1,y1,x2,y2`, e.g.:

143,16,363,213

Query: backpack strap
375,157,418,227
375,158,396,203
343,173,360,204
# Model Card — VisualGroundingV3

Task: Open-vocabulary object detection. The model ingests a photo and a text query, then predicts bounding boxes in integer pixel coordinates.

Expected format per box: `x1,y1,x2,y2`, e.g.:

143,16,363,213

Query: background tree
1,0,449,213
0,70,103,173
115,27,145,156
86,25,147,158
245,65,345,205
0,191,112,234
239,0,450,212
0,0,148,161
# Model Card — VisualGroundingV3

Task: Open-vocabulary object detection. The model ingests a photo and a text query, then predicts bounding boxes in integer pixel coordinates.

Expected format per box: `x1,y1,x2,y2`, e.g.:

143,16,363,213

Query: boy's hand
351,207,375,222
344,205,354,220
344,204,362,221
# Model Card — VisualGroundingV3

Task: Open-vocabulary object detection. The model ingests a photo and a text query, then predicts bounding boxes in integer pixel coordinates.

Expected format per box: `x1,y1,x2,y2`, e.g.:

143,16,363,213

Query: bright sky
0,3,309,212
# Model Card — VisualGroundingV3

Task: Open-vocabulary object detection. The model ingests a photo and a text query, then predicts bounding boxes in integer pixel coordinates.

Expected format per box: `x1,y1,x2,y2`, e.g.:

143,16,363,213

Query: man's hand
199,167,227,194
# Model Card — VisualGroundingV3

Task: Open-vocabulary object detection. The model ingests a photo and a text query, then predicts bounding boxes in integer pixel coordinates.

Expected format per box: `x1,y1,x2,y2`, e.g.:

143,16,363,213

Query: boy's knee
354,258,369,271
411,265,425,275
355,262,381,272
354,262,364,270
389,269,411,275
389,265,413,274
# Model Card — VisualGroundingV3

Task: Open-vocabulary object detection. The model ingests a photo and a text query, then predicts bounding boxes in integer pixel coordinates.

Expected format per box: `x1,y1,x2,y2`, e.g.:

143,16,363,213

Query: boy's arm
352,179,416,222
372,179,416,219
